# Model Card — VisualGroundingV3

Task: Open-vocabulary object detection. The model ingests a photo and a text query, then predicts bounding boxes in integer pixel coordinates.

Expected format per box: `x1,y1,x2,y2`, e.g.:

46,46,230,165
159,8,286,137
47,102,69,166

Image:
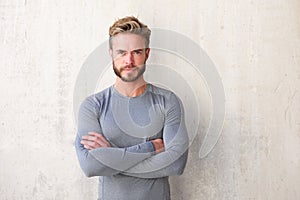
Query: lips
122,67,135,72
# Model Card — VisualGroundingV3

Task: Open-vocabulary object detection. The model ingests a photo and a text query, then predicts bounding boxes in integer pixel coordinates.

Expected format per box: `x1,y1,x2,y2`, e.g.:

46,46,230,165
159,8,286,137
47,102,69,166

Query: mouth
122,66,135,72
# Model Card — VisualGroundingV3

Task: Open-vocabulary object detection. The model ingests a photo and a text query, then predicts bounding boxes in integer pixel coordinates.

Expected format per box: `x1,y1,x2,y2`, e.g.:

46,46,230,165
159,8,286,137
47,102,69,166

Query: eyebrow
115,48,145,52
115,49,126,53
132,48,144,52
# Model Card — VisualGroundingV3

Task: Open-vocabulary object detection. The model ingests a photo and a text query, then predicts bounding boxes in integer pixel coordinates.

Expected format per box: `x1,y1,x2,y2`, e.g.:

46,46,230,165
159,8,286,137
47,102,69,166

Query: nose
124,52,134,65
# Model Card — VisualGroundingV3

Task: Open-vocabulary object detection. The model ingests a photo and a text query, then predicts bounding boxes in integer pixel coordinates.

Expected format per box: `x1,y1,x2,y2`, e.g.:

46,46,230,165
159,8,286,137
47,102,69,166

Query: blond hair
109,16,151,49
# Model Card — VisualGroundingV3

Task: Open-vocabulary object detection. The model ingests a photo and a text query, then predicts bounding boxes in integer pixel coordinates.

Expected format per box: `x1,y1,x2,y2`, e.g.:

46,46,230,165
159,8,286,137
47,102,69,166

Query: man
75,16,189,200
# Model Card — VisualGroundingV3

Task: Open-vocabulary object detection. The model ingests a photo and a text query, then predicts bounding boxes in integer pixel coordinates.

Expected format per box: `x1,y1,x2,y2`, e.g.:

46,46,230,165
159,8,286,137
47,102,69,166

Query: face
110,33,150,82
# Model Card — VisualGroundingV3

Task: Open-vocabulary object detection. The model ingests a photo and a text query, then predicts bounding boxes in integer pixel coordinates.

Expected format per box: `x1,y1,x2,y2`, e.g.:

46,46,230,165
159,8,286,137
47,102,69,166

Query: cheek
135,56,146,63
113,57,123,66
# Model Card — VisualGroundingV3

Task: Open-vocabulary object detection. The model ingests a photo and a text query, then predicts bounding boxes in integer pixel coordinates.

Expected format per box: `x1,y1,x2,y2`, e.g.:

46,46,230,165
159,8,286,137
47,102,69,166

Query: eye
116,50,126,55
133,50,143,55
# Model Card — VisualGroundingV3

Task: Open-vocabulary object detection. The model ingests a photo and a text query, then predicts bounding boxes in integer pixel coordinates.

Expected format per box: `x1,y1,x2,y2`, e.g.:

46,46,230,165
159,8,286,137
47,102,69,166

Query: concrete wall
1,0,299,199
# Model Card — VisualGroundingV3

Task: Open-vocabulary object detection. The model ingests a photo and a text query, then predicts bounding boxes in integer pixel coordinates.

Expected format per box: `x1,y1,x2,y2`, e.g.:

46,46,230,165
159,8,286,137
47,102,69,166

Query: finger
86,140,100,148
81,140,99,149
94,137,110,147
88,132,111,147
96,134,111,146
87,132,105,140
88,132,101,136
80,140,92,150
82,135,108,148
84,144,92,150
82,135,96,141
83,133,107,145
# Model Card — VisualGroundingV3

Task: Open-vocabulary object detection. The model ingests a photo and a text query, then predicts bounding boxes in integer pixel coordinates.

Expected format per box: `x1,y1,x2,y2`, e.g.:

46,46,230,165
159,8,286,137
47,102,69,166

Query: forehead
111,33,146,50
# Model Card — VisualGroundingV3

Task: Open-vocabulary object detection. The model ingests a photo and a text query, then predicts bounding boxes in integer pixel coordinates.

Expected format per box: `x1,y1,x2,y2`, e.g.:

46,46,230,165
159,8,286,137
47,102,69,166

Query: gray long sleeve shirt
75,83,189,200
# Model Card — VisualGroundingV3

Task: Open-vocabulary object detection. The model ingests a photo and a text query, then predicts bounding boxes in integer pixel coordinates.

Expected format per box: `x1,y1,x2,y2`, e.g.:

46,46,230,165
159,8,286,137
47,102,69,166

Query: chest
99,95,165,147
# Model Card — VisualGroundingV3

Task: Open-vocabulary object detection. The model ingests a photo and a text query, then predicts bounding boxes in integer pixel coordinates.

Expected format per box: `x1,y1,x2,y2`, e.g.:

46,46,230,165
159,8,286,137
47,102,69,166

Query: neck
114,77,147,97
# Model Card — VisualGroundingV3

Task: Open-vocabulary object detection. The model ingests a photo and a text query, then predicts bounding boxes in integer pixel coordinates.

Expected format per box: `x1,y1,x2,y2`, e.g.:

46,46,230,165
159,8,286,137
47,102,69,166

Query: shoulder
148,84,185,125
148,84,182,104
81,86,113,110
148,84,177,98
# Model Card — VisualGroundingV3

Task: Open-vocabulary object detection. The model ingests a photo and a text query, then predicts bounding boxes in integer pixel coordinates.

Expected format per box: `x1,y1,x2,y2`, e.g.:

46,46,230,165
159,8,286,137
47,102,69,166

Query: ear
145,48,150,61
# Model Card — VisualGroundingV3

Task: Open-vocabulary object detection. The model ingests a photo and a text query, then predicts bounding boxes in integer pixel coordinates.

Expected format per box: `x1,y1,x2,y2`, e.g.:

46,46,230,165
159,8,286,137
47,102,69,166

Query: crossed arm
80,131,164,154
75,94,189,178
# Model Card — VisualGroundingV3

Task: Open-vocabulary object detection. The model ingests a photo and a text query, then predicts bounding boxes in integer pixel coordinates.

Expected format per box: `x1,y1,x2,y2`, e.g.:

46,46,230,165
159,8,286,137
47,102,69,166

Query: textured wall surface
1,0,299,199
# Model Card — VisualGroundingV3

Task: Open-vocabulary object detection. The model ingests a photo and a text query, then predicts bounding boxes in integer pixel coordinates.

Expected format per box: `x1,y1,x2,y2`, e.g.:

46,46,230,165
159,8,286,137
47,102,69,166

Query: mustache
120,65,136,71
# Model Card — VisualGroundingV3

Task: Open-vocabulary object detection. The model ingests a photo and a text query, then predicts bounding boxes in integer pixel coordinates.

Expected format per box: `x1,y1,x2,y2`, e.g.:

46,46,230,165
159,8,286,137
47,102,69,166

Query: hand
151,138,165,154
80,132,111,150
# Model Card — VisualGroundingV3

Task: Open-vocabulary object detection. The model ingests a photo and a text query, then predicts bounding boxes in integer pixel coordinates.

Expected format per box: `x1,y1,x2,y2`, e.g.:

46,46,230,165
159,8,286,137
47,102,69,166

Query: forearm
122,117,189,178
75,134,119,177
122,150,188,178
75,134,155,177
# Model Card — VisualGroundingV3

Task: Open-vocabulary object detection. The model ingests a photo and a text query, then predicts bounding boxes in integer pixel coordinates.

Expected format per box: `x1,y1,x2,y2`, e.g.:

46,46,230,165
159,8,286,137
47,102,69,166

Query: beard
113,62,146,82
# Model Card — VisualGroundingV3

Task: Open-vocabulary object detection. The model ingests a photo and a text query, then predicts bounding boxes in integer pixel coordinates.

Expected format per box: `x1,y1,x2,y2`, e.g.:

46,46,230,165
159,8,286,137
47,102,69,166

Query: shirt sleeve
75,96,156,177
121,93,189,178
